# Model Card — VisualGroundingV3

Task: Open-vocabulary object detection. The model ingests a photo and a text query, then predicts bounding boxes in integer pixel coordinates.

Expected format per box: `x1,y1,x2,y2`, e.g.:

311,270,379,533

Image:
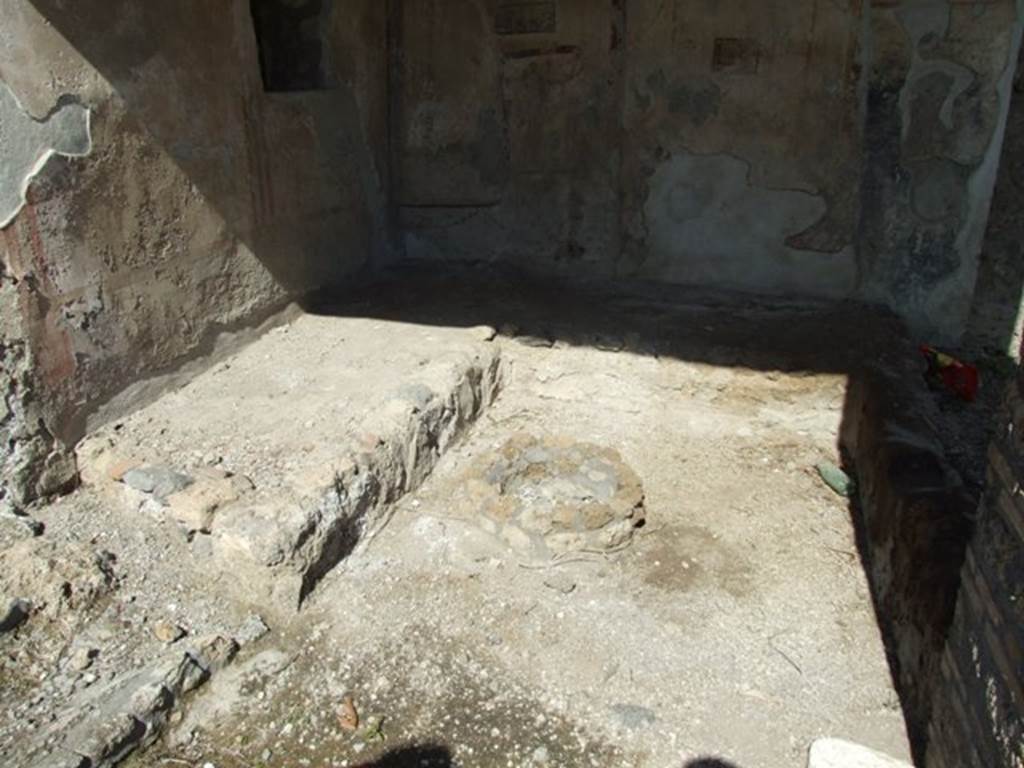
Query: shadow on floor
309,262,1006,763
354,744,453,767
307,261,911,376
351,746,745,768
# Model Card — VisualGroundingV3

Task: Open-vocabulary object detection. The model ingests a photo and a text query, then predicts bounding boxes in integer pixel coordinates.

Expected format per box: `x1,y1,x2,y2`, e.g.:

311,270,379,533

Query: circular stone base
457,434,646,560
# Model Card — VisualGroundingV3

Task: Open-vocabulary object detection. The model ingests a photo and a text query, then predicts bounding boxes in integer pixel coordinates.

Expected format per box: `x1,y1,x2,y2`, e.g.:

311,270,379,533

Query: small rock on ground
543,573,577,595
68,647,97,671
235,614,270,645
610,704,657,730
0,512,43,538
153,620,187,644
471,325,498,342
122,466,194,503
0,598,31,633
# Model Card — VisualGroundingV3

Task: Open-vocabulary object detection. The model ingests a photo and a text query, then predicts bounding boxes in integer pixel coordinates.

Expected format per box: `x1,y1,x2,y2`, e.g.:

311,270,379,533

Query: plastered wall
397,0,625,273
860,0,1023,343
0,0,387,506
394,0,1022,341
968,42,1024,357
3,2,1023,486
621,0,865,297
0,5,1022,761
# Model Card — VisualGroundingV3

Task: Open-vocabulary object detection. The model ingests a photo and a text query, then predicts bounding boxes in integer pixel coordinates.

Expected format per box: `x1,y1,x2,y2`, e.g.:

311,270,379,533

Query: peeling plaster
950,21,1024,336
859,0,1024,342
638,152,858,297
0,81,91,228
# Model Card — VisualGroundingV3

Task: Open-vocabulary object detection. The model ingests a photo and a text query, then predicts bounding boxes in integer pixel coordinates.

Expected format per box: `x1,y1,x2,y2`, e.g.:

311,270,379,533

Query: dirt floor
2,273,929,768
157,329,909,768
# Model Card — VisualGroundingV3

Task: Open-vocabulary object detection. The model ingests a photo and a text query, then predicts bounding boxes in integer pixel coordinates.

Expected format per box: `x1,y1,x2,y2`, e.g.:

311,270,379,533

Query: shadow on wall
23,0,380,295
967,42,1024,356
0,0,386,453
12,3,1023,765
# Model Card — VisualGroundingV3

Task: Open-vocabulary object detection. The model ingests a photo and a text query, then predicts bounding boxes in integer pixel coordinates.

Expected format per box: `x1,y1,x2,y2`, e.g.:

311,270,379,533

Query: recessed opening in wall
495,1,558,35
250,0,334,92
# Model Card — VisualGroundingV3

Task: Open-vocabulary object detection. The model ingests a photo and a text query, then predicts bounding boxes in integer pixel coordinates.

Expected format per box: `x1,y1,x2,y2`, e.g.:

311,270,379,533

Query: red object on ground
920,345,980,402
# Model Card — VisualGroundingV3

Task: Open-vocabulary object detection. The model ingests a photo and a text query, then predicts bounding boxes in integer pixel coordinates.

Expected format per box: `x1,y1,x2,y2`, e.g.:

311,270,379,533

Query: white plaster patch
0,81,92,228
639,152,857,298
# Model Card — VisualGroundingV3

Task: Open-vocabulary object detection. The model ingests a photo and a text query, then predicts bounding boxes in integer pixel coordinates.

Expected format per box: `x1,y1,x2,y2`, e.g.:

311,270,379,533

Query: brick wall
842,360,977,757
927,375,1024,768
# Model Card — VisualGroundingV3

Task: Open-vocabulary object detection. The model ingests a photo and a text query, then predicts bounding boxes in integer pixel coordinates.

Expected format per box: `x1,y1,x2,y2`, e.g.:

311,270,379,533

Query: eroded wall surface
842,358,977,758
397,0,866,294
394,0,1023,339
398,0,625,274
860,0,1023,341
0,0,384,505
3,1,1024,492
968,42,1024,356
0,253,76,508
621,0,865,297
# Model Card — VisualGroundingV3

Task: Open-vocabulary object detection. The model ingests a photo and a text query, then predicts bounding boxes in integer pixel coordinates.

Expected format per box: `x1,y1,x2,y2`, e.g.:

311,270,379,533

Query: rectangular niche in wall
712,37,759,75
495,1,558,36
250,0,334,92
